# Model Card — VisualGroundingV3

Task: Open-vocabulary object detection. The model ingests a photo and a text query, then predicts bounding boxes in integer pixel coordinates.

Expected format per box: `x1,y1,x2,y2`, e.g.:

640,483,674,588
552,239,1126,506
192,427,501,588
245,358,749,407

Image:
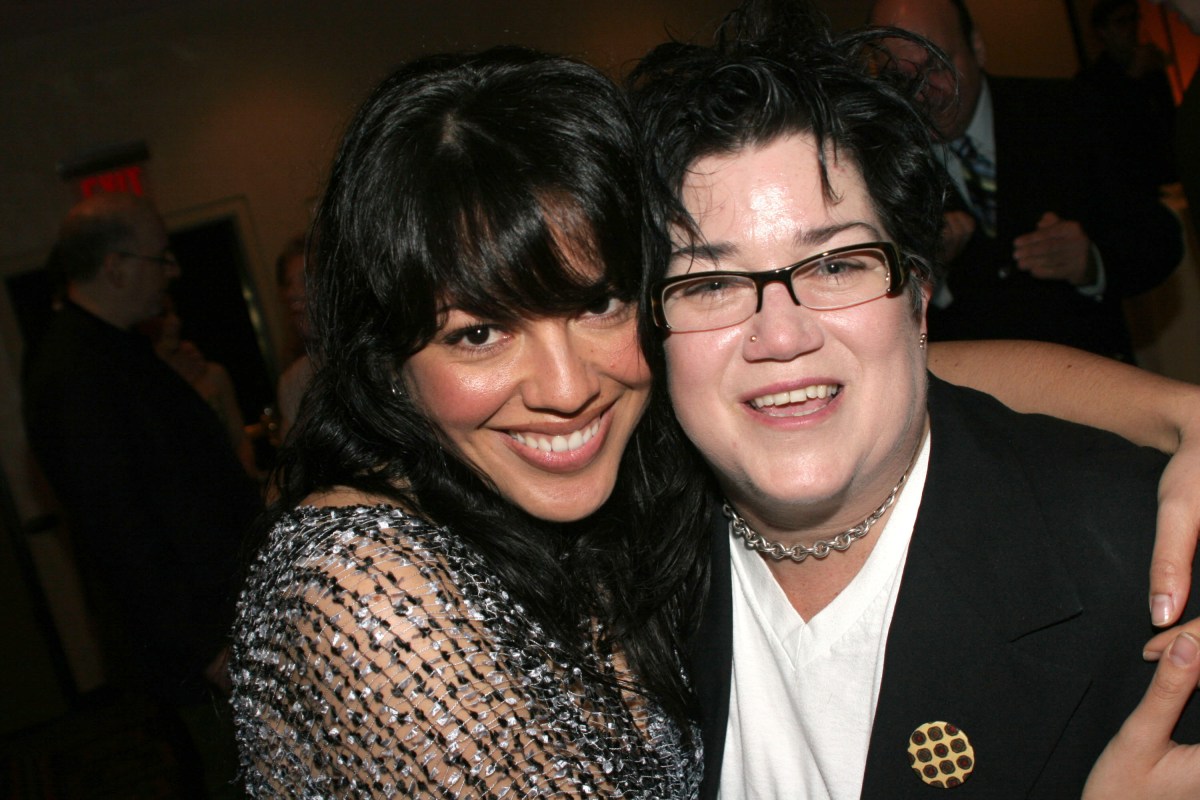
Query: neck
725,466,908,557
727,432,925,549
726,422,929,620
67,285,133,330
766,502,900,621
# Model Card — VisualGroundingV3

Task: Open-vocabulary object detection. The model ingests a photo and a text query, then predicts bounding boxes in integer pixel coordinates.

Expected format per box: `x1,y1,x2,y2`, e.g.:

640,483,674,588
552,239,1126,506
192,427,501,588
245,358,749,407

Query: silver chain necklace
724,468,910,563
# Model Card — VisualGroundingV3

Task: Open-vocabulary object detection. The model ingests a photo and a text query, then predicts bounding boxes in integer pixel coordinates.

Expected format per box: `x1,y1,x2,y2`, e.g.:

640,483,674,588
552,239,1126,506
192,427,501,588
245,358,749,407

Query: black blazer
929,76,1182,361
688,376,1200,798
22,302,262,701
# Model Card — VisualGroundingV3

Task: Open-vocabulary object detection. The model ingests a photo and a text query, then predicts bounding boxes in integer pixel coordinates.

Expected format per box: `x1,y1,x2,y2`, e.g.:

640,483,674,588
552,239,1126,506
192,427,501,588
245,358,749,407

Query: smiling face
664,133,929,539
403,277,650,523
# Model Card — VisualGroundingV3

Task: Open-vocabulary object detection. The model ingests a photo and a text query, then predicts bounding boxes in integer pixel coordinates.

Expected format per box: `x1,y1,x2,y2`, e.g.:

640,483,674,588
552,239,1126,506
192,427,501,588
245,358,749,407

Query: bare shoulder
300,485,413,512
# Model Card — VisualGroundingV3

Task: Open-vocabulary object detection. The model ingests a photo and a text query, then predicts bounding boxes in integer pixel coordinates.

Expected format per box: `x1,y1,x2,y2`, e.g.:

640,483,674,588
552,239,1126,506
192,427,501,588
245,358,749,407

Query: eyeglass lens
660,247,891,332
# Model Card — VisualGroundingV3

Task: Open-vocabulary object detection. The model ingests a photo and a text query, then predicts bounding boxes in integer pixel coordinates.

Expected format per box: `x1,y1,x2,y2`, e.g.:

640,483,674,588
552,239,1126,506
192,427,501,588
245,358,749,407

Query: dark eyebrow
670,241,733,263
670,221,886,270
797,222,884,248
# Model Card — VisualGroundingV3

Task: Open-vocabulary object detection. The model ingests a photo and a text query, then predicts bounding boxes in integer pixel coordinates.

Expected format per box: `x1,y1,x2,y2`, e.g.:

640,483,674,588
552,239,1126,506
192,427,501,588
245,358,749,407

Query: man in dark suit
22,191,262,704
869,0,1182,361
1076,0,1177,193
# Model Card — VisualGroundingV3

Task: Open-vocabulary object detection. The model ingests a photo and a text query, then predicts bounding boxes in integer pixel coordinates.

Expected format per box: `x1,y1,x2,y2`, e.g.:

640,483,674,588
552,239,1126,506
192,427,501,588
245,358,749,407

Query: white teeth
511,419,602,454
750,384,839,409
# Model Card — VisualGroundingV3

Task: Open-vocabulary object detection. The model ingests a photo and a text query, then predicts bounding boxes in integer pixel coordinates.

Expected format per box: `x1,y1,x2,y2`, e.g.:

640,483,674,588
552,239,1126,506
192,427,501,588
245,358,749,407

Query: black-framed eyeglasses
114,250,178,268
650,241,906,333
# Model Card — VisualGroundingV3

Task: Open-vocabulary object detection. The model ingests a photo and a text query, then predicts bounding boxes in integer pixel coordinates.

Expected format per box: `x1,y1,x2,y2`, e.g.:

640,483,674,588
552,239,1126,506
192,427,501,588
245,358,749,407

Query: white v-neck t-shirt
719,433,931,800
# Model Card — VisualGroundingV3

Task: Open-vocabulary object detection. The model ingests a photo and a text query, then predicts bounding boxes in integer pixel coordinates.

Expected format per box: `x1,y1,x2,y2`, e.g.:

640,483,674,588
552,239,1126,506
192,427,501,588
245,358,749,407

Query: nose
744,281,824,359
519,323,602,413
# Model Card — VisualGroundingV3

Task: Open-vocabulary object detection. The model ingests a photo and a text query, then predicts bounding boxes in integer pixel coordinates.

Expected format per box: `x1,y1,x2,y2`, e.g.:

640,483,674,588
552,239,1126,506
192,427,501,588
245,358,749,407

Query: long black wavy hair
267,46,698,724
626,0,950,636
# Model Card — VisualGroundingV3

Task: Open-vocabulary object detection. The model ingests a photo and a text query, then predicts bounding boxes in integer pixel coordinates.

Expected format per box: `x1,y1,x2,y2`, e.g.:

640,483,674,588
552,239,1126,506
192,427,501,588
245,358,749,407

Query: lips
744,383,842,419
501,406,614,475
510,417,602,453
749,383,841,409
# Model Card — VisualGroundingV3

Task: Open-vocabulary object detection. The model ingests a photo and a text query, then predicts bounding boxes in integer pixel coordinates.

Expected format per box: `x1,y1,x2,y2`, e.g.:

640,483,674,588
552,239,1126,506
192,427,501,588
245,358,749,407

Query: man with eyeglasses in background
867,0,1184,364
21,191,261,789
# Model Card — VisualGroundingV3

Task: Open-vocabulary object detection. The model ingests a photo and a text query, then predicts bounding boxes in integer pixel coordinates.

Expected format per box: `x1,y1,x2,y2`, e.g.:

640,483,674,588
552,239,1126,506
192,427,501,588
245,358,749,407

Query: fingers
1152,462,1200,627
939,211,975,262
1145,619,1200,663
1012,216,1090,283
942,210,975,238
1035,211,1060,229
1125,633,1200,746
1086,631,1200,800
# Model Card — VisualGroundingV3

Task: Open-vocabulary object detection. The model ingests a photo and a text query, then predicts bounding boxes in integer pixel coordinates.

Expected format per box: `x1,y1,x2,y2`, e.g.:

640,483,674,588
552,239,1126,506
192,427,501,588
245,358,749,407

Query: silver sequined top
231,505,702,798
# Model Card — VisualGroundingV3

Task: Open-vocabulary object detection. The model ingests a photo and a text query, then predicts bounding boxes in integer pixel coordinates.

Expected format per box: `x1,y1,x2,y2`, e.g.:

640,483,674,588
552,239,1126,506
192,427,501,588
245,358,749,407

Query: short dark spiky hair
628,0,945,320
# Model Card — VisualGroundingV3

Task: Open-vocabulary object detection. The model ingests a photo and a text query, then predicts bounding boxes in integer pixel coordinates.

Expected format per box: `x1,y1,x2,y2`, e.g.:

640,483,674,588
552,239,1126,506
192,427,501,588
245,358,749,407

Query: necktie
950,136,996,237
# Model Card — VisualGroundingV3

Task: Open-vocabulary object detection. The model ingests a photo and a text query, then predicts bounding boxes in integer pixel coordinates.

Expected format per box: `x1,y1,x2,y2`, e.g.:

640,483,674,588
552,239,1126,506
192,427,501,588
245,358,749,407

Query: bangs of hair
434,187,629,324
309,48,647,366
370,57,645,355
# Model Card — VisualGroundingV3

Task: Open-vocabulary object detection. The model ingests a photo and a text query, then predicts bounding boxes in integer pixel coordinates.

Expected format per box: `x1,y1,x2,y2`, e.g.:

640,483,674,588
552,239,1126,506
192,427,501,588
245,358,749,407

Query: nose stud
749,335,758,343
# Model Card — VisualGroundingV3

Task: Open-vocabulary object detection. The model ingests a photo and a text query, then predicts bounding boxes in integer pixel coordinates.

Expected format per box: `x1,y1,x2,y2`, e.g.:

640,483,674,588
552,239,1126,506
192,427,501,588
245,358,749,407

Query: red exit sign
77,164,145,197
58,141,150,199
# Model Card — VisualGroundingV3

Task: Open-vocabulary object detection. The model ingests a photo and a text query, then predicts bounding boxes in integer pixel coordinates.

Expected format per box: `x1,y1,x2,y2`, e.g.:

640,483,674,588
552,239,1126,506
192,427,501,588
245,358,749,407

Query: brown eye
463,326,491,345
444,325,498,347
584,295,617,315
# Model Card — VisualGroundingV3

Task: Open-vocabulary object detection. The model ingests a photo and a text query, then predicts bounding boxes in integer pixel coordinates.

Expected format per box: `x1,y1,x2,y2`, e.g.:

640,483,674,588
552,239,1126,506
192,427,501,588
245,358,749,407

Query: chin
506,483,615,524
520,499,607,524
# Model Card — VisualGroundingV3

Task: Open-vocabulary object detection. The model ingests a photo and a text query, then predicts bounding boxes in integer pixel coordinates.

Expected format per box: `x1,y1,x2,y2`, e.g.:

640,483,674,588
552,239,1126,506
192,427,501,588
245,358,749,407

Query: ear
970,29,986,69
101,251,128,289
393,365,415,405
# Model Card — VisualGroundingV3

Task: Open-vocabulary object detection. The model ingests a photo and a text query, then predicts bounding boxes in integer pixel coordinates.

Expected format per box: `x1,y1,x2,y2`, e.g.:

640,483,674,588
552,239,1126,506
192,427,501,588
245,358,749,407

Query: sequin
232,504,701,798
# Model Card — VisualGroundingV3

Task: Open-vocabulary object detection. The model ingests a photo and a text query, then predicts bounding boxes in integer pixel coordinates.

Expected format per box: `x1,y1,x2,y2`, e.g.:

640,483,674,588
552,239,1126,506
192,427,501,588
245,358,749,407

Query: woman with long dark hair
231,48,703,797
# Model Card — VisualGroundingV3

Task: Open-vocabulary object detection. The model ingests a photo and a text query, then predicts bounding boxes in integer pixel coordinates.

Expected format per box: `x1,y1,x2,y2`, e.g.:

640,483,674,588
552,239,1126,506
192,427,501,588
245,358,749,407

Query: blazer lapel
861,379,1091,798
689,502,733,800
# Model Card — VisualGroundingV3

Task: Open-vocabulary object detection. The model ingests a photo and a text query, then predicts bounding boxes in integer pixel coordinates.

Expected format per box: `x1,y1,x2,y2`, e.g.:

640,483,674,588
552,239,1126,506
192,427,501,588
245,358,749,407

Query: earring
918,332,928,350
392,382,405,399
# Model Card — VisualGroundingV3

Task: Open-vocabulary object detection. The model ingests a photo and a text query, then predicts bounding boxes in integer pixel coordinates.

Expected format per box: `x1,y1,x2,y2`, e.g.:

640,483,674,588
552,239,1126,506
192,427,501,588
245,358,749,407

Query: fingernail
1168,633,1199,667
1151,593,1175,626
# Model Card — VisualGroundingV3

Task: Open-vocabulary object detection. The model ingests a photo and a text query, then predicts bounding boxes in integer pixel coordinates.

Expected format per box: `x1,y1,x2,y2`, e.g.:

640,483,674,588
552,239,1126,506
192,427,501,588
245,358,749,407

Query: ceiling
0,1,187,44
